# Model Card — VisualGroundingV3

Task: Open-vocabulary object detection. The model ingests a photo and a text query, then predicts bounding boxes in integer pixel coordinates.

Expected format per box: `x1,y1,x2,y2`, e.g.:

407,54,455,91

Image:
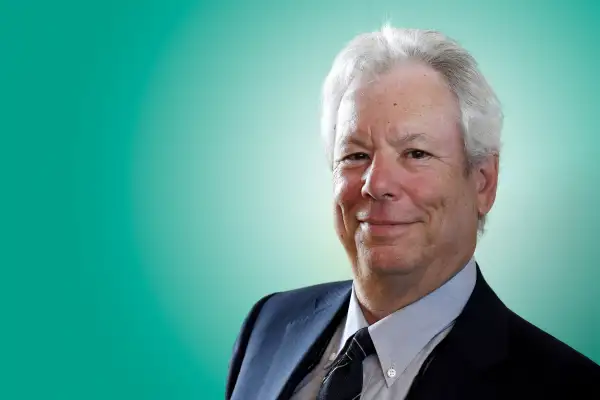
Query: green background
3,0,599,398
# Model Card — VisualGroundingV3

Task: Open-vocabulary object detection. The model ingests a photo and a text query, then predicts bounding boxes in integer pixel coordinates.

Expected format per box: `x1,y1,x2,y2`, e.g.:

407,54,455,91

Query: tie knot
346,327,376,361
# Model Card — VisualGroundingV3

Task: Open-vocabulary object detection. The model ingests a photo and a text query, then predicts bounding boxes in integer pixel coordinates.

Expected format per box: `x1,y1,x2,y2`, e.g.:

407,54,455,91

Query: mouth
358,221,416,237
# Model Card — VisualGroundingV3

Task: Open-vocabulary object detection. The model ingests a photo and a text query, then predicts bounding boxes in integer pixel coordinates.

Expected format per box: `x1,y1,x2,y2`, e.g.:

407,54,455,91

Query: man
226,25,600,400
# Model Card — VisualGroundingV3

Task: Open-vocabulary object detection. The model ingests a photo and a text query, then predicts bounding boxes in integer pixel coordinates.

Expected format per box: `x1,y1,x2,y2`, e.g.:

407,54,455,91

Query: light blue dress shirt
291,258,477,399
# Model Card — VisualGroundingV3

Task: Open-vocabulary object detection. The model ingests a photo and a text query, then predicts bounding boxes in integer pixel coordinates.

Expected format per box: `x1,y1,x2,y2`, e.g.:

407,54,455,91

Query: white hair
320,24,503,233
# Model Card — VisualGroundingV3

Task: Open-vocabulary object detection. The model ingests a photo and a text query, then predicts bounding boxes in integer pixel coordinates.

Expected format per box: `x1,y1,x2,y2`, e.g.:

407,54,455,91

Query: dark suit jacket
226,266,600,399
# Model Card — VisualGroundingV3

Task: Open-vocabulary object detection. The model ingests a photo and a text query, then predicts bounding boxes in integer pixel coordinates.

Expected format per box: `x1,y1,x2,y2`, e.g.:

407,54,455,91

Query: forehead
336,62,460,137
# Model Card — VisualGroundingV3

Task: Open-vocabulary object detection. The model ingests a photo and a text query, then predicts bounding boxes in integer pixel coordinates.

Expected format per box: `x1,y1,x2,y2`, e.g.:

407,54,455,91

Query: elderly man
226,26,600,400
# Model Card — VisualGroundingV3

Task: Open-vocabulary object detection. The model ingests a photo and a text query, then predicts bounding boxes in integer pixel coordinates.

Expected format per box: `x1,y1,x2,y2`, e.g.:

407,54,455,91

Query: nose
361,153,402,201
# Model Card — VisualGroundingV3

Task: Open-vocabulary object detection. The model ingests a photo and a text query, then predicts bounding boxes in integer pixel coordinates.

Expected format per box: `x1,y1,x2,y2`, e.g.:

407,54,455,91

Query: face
332,62,498,278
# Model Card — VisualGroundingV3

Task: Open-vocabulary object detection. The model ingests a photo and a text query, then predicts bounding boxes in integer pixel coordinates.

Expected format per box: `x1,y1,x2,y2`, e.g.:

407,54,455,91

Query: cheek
333,171,363,239
403,173,448,211
412,175,474,224
333,170,362,206
402,172,468,229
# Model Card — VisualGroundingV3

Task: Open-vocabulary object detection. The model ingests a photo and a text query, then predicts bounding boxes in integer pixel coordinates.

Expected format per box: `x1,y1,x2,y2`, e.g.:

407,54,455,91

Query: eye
405,149,431,159
342,152,370,162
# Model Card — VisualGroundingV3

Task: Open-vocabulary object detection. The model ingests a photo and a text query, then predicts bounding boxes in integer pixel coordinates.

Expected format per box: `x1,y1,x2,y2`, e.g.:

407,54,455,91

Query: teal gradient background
3,0,599,398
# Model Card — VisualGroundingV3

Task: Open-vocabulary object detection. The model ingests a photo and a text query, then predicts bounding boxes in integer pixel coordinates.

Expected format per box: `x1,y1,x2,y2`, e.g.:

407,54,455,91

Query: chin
357,247,422,276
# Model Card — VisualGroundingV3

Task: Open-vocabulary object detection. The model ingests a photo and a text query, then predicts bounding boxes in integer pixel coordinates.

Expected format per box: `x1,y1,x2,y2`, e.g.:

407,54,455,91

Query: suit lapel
406,264,509,399
258,283,351,400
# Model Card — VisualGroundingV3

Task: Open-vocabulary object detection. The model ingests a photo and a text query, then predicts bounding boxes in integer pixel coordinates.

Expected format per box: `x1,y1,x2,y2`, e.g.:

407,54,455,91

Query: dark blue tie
316,327,377,400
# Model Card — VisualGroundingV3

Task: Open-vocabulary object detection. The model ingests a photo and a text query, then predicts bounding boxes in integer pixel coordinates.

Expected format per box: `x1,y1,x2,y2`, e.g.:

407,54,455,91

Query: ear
474,154,499,217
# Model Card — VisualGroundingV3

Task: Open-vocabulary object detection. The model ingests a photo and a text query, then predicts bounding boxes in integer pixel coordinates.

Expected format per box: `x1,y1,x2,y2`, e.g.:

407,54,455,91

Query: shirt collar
339,257,477,387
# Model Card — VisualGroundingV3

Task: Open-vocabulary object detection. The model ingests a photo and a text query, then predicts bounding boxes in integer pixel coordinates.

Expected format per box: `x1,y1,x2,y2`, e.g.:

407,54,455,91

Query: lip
359,221,415,236
359,219,412,225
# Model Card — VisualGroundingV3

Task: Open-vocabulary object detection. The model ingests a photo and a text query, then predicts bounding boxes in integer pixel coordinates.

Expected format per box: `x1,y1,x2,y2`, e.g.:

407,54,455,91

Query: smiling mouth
359,221,416,236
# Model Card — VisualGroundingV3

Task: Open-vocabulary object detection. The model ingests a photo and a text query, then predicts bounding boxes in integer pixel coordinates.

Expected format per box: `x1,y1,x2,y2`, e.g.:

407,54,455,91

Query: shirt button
387,368,397,378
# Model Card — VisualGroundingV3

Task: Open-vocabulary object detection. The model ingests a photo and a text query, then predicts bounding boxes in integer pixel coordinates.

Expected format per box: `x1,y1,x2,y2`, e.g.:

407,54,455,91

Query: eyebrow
338,131,429,148
338,134,370,148
389,132,429,147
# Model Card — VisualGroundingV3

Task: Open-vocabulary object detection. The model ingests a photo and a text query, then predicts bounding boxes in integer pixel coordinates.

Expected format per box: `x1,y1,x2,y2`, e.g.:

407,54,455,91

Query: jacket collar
258,282,352,400
405,263,509,399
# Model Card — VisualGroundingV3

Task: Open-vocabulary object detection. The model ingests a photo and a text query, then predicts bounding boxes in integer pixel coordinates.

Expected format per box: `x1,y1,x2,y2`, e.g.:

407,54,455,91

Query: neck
353,253,473,325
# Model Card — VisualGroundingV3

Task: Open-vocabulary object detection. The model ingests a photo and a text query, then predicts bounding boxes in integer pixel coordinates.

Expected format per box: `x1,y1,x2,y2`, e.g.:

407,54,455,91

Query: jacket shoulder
253,280,351,320
226,291,277,398
235,279,351,327
504,308,600,391
268,280,352,304
226,280,351,398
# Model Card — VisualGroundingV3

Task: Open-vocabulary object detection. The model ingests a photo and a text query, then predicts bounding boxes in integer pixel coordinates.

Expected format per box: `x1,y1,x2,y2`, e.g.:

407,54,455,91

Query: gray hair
320,24,503,233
